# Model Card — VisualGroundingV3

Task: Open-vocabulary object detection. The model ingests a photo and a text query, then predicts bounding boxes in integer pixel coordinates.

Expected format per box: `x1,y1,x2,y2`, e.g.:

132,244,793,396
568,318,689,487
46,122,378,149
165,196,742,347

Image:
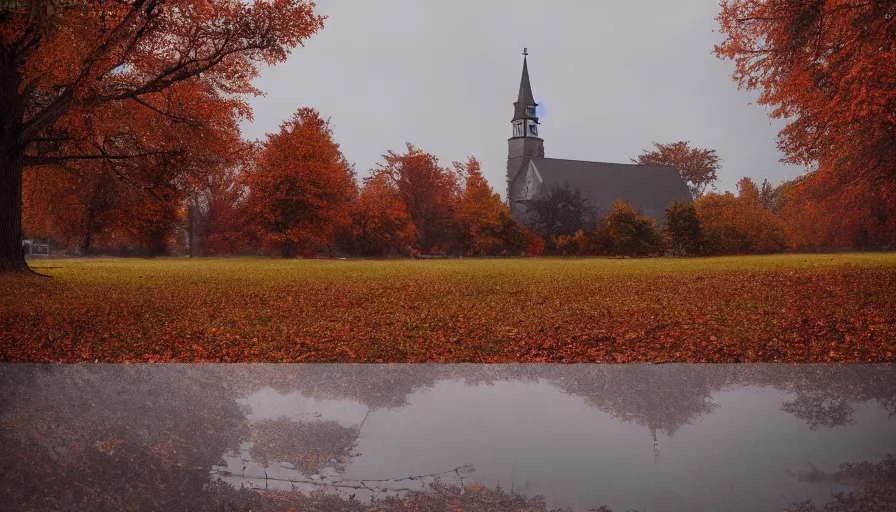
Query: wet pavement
1,364,895,511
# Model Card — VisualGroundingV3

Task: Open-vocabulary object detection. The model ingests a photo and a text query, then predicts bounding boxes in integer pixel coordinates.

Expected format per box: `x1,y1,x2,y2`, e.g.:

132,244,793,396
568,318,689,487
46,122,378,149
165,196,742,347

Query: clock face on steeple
513,120,524,138
527,120,538,137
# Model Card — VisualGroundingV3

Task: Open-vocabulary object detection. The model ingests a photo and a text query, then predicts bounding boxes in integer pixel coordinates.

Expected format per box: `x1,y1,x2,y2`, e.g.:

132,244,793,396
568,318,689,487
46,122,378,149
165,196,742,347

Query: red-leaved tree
348,173,416,257
244,108,355,258
715,0,896,248
632,141,720,198
1,0,325,271
370,144,461,253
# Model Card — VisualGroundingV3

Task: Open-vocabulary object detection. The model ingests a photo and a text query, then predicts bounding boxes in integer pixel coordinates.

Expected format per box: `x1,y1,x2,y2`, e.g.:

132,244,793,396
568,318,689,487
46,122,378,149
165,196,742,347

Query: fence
23,239,50,257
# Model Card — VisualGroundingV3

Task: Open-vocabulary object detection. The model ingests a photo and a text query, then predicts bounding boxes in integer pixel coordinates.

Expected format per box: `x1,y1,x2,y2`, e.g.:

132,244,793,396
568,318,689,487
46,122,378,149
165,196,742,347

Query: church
506,50,692,229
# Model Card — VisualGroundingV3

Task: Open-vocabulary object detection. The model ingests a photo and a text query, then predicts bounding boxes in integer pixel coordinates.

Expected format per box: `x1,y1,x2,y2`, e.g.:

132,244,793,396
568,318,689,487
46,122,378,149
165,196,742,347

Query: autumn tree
592,200,662,257
454,157,526,256
200,166,251,255
22,164,119,253
21,80,249,256
522,228,546,256
632,141,720,198
0,0,325,271
185,140,256,256
243,108,354,258
695,178,787,255
370,144,461,254
662,200,704,256
736,176,762,208
716,0,895,181
346,173,416,257
552,229,589,256
715,1,896,249
778,170,896,251
758,178,783,212
527,183,595,240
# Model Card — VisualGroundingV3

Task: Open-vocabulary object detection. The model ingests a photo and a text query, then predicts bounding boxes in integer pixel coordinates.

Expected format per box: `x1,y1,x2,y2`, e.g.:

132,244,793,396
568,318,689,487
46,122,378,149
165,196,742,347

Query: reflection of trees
548,365,725,446
216,364,896,439
0,365,569,511
248,418,359,475
781,393,855,430
2,364,894,511
215,364,446,409
741,365,896,430
784,455,896,512
0,365,249,511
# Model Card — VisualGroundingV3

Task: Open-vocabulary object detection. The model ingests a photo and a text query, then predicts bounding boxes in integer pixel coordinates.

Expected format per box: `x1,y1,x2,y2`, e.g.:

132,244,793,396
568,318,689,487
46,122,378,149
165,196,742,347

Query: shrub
662,200,704,256
522,228,545,256
594,200,662,256
696,191,787,255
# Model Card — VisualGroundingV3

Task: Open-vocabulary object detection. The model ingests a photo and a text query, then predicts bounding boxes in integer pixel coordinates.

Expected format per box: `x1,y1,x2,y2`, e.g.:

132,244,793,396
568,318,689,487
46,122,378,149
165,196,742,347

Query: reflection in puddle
214,387,473,501
207,369,896,512
2,364,895,511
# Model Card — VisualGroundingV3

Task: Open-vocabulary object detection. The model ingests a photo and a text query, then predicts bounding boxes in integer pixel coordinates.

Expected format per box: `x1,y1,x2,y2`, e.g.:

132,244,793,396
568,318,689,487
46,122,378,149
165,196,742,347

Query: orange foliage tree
0,0,325,271
632,141,720,198
244,108,355,258
592,200,662,257
455,157,525,256
715,0,895,249
370,144,461,253
22,165,116,252
348,173,416,257
21,80,249,256
695,178,787,255
779,169,896,251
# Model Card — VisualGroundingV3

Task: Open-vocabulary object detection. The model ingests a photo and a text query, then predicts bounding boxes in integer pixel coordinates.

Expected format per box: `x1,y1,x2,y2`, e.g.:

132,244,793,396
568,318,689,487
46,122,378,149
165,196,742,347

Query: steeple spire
511,48,540,139
513,48,535,119
513,49,536,121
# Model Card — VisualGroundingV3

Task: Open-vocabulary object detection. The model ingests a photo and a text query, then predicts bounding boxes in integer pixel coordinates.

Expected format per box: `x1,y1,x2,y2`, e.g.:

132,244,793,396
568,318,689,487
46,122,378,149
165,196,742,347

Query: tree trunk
282,239,295,258
187,200,197,258
0,151,27,272
83,207,94,255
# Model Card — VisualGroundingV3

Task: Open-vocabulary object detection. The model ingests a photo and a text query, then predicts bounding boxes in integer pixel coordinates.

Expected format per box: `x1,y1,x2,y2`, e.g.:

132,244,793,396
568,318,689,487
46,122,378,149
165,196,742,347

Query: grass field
1,254,895,362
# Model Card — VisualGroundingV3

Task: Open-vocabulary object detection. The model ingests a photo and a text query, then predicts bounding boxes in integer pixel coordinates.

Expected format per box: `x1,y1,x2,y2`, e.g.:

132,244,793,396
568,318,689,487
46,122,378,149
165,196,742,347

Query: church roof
529,157,693,223
513,56,536,121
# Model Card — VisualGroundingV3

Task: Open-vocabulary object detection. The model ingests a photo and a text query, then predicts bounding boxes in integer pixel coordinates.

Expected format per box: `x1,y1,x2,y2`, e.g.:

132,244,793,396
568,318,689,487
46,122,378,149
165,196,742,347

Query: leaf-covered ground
1,254,894,362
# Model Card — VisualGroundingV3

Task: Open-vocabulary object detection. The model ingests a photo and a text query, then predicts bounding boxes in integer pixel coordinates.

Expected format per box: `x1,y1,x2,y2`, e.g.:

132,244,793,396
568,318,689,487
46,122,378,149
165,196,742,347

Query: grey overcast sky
241,0,805,198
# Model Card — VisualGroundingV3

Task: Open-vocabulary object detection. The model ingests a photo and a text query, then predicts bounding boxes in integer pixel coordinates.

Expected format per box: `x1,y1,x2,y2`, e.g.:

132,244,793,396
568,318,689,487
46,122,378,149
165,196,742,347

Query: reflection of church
506,49,692,229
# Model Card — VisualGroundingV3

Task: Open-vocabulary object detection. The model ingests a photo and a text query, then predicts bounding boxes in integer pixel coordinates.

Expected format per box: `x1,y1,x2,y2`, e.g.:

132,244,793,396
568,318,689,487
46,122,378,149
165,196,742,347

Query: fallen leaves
1,254,895,363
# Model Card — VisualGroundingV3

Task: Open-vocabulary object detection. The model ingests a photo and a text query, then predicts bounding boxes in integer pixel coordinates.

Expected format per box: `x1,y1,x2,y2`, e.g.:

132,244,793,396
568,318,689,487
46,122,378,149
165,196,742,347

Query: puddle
2,364,894,511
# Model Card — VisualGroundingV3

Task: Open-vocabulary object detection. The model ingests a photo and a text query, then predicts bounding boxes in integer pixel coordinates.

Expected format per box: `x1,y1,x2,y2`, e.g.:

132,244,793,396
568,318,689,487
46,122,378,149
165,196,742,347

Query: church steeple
512,48,540,138
507,48,544,212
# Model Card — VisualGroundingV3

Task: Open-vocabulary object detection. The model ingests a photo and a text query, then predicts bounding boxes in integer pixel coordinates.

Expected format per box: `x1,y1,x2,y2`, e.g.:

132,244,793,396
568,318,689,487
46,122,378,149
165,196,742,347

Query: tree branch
128,96,201,127
23,148,182,166
17,0,158,144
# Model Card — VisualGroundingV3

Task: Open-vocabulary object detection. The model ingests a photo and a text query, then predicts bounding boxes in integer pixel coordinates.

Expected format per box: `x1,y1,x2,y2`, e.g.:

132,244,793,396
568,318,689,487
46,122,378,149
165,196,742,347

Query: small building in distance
506,49,692,229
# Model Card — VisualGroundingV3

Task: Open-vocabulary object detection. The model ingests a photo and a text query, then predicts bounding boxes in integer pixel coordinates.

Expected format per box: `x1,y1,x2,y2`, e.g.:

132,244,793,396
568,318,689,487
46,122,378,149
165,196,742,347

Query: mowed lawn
1,254,895,363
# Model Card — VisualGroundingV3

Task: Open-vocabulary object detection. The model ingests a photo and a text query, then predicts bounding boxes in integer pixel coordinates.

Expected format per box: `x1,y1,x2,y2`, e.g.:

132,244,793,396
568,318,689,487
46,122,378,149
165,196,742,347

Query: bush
695,191,787,255
593,200,662,256
662,200,704,256
522,228,545,256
